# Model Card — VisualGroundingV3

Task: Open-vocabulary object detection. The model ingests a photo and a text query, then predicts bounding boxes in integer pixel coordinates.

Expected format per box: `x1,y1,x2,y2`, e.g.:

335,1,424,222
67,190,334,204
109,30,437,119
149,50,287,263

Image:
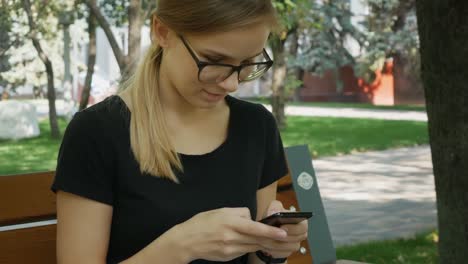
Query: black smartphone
259,212,313,227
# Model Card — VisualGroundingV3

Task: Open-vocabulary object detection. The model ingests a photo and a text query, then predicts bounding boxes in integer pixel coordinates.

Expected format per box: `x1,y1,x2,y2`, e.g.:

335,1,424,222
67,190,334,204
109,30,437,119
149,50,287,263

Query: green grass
0,118,68,175
336,230,439,264
0,116,428,175
281,116,428,158
249,98,426,112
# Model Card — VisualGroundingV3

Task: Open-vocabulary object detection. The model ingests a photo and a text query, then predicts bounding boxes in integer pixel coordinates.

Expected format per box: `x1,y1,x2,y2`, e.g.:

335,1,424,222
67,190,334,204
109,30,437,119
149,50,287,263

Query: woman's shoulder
68,95,129,135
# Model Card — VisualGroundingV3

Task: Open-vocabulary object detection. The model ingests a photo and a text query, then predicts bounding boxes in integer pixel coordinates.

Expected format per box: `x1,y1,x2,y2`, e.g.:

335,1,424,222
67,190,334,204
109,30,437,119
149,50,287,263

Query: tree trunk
85,0,126,71
416,1,468,263
23,0,60,139
270,37,287,129
125,0,142,77
288,28,303,102
85,0,142,82
80,3,97,111
391,1,417,104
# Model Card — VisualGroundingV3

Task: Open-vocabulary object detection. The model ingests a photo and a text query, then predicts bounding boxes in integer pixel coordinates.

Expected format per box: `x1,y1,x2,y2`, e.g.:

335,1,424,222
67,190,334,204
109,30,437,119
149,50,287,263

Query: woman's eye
205,56,223,63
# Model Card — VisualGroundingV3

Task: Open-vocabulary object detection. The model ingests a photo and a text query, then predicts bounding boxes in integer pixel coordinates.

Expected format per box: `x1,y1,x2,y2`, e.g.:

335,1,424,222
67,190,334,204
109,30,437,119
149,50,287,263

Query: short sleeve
51,111,115,205
258,107,289,189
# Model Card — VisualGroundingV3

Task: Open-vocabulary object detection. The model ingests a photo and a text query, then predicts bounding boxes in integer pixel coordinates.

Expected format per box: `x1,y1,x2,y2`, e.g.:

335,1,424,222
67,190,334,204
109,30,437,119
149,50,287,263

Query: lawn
282,116,428,158
0,118,68,175
0,116,428,175
336,230,439,264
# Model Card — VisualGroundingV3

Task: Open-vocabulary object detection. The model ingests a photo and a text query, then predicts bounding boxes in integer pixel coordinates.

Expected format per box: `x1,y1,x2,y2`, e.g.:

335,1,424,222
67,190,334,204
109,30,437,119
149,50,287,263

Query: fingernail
281,227,288,232
278,230,287,237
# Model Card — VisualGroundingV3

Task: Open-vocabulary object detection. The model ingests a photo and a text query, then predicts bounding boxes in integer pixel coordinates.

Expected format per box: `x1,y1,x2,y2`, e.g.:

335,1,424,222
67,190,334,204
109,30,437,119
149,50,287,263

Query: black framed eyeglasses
178,34,274,84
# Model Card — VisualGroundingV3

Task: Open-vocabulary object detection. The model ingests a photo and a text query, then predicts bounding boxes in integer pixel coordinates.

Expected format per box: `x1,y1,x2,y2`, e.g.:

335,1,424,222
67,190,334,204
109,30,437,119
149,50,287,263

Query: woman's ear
152,16,171,48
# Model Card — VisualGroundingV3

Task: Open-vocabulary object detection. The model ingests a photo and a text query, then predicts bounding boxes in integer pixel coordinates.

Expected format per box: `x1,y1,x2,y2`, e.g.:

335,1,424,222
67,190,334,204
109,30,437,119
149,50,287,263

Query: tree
1,1,60,97
270,0,314,129
292,0,363,81
271,0,362,128
84,0,155,77
269,31,289,129
416,1,468,263
356,0,419,83
22,0,60,138
79,0,97,111
0,0,13,88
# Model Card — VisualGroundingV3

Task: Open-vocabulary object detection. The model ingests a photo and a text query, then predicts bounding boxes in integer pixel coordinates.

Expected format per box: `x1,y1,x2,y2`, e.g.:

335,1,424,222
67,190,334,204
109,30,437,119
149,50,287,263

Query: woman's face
160,22,271,109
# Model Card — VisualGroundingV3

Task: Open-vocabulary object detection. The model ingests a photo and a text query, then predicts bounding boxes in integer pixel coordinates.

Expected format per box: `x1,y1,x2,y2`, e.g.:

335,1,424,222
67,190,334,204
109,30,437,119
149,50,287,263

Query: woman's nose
218,71,239,93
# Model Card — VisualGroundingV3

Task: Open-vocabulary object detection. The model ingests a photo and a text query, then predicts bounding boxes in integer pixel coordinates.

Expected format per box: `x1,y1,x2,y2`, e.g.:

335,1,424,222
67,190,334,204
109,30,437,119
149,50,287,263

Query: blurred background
0,1,442,263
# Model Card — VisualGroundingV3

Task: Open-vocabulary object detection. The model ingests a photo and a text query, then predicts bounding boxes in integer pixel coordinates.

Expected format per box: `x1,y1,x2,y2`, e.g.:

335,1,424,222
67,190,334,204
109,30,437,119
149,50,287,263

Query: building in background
298,0,425,106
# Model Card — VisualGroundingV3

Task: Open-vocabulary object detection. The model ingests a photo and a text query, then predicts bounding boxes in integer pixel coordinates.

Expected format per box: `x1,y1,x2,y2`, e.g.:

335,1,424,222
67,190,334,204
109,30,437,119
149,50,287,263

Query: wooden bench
0,171,56,263
0,146,368,264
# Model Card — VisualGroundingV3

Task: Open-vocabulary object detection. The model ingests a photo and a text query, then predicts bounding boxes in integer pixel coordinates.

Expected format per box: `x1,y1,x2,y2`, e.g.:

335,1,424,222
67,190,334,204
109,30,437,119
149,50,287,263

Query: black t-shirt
51,95,288,264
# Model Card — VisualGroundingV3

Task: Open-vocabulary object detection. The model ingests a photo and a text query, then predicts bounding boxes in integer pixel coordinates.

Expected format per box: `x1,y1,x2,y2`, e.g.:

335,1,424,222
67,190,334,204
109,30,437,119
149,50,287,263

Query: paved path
313,146,436,246
263,105,428,121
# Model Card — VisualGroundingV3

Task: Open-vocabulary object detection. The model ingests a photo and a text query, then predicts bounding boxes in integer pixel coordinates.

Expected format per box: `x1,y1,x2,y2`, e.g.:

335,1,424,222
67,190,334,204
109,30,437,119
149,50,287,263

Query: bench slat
0,171,56,226
0,224,56,264
278,173,293,188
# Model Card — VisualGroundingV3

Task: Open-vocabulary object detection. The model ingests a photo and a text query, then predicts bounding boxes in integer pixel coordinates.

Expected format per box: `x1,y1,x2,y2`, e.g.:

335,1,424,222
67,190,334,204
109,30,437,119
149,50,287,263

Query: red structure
298,60,425,106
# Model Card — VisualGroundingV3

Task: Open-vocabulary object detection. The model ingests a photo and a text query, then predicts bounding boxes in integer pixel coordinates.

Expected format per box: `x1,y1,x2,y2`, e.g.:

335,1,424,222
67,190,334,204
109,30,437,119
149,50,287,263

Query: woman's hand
167,207,290,262
258,200,309,259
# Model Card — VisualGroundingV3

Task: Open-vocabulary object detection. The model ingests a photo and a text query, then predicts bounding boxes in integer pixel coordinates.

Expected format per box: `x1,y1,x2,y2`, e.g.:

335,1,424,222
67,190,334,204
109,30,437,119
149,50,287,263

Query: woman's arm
56,191,189,264
247,181,288,264
56,191,113,264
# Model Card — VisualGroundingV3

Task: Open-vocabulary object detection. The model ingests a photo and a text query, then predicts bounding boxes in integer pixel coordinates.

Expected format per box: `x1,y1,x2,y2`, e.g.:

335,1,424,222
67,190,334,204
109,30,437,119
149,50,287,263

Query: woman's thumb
267,200,285,216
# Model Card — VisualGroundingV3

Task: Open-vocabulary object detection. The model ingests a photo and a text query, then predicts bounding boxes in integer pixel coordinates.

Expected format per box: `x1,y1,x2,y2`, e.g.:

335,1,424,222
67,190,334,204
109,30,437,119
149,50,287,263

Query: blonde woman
52,1,308,263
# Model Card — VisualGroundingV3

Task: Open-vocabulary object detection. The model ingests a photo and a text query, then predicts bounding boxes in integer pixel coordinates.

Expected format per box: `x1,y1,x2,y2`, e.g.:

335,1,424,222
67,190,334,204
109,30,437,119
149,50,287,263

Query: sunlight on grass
281,116,429,158
0,118,68,175
337,230,439,264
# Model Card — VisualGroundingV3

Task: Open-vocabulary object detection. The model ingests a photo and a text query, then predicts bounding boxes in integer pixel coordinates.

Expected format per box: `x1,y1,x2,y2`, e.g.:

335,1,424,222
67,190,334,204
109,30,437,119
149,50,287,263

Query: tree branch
84,0,126,71
23,0,49,66
22,0,60,138
142,0,156,24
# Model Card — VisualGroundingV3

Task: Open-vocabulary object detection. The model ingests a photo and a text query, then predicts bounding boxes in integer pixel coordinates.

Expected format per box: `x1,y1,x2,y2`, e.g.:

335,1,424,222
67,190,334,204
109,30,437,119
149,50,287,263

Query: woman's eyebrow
200,49,264,60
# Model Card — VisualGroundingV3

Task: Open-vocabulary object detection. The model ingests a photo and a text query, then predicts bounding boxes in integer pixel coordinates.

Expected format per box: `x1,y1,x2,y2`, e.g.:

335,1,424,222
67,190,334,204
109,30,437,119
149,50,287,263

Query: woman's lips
202,90,225,101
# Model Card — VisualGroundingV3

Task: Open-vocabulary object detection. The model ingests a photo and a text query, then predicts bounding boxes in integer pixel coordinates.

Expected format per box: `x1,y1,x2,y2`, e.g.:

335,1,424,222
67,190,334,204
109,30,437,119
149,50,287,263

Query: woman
52,0,308,263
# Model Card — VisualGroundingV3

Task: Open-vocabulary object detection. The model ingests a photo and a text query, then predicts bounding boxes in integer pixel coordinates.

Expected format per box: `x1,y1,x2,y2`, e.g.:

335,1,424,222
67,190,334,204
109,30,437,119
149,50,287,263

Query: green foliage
272,0,299,36
98,0,130,26
290,0,363,78
96,0,155,26
0,3,13,78
286,0,419,84
1,0,83,91
285,72,303,96
355,0,419,82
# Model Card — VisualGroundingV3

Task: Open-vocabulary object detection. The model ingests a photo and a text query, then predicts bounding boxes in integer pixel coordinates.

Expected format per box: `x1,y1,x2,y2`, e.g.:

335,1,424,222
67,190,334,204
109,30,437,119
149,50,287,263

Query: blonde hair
119,0,278,182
